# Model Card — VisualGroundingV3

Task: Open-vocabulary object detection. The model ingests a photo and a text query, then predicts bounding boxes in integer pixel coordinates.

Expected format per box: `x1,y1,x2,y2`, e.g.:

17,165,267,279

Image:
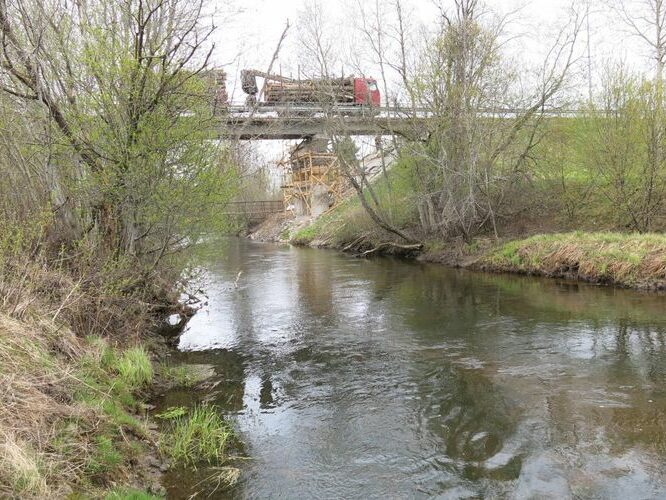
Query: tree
584,66,666,231
403,0,581,241
608,0,666,82
602,0,666,231
0,0,237,275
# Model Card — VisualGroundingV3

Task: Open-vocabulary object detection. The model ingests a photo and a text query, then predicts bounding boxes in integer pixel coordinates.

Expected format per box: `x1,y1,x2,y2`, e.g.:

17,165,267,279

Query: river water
159,238,666,499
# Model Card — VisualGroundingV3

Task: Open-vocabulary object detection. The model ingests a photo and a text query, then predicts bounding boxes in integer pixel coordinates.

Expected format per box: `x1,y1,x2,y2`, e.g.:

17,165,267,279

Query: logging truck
241,69,381,109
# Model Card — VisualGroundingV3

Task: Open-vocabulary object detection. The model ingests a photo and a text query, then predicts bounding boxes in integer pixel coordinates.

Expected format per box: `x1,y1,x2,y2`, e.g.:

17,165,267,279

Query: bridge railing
222,200,284,219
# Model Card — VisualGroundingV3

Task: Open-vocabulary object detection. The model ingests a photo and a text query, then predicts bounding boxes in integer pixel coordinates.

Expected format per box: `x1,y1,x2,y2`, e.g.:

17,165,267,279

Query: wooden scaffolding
281,147,347,215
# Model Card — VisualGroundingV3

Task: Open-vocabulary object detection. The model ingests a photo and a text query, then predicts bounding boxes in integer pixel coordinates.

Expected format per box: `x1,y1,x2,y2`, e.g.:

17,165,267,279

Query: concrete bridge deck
216,105,584,140
219,111,424,140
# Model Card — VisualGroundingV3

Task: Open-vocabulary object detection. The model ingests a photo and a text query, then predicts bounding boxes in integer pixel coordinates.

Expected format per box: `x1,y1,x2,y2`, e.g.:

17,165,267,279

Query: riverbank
477,232,666,291
0,256,236,498
250,213,666,291
0,314,165,498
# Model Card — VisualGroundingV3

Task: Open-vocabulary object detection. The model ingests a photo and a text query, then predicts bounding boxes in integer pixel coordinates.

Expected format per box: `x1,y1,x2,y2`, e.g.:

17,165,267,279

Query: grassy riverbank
478,232,666,290
263,208,666,291
0,316,160,498
0,250,236,497
0,314,238,498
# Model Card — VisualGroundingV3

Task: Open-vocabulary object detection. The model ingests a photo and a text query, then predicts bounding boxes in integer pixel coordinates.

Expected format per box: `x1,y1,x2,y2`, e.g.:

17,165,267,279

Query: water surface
160,238,666,499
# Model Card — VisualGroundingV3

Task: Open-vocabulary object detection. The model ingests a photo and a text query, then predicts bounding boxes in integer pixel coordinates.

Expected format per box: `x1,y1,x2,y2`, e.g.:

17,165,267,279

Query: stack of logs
264,78,356,105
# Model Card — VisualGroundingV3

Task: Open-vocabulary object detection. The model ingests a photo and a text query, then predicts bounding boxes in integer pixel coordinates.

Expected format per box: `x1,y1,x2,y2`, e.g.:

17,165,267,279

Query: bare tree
404,0,583,241
606,0,666,231
355,0,391,107
608,0,666,82
289,1,417,243
297,0,336,78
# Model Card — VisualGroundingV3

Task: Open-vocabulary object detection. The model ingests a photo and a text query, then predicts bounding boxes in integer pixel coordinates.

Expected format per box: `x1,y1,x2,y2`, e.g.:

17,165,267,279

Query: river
157,238,666,499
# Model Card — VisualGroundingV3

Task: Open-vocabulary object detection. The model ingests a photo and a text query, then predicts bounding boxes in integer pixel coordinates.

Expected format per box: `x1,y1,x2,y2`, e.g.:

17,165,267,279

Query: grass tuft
158,363,207,388
156,407,188,420
104,487,163,500
160,404,233,467
87,435,123,474
0,434,46,496
115,347,153,389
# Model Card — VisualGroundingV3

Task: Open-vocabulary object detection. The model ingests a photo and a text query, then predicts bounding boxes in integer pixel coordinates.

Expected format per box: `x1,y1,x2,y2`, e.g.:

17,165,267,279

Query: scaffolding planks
281,150,348,215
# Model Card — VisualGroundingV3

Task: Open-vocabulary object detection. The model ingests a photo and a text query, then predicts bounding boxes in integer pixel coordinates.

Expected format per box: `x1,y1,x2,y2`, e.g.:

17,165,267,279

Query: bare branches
607,0,666,78
398,0,584,240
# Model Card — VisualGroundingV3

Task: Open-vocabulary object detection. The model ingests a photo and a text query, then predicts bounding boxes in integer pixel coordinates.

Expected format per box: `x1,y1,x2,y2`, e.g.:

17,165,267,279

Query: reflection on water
159,238,666,499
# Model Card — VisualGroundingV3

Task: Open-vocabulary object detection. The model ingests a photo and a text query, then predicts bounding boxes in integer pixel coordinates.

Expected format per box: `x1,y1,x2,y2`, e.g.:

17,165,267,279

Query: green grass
481,232,666,288
159,404,233,467
68,339,156,481
291,224,319,244
111,347,153,389
155,406,188,420
87,435,123,475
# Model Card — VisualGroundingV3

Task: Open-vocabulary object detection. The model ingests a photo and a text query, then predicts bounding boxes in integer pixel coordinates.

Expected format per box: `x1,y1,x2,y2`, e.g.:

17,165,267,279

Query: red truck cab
354,78,381,106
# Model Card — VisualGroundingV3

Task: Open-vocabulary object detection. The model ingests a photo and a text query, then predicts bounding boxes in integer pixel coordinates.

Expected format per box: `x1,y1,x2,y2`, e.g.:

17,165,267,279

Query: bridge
214,104,586,221
216,105,584,140
218,105,426,140
222,200,285,222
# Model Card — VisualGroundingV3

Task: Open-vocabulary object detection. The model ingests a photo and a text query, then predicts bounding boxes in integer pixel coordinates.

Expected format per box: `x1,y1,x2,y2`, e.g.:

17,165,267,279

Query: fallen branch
358,241,423,257
342,234,368,252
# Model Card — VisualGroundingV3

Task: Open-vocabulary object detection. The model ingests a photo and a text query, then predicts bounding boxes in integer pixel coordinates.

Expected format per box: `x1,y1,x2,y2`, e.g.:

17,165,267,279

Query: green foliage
159,405,233,467
291,225,320,245
72,338,156,478
158,363,205,388
87,436,123,475
0,1,242,297
115,348,153,388
531,70,666,232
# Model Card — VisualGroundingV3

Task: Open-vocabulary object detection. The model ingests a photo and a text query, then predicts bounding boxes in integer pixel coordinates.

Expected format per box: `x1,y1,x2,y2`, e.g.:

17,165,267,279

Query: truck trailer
241,70,381,108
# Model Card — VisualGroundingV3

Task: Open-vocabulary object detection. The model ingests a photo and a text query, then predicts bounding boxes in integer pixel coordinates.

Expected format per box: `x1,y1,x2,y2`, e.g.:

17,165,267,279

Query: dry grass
0,217,194,497
0,433,48,496
480,232,666,289
0,251,159,342
0,311,163,497
0,252,163,497
0,315,90,497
